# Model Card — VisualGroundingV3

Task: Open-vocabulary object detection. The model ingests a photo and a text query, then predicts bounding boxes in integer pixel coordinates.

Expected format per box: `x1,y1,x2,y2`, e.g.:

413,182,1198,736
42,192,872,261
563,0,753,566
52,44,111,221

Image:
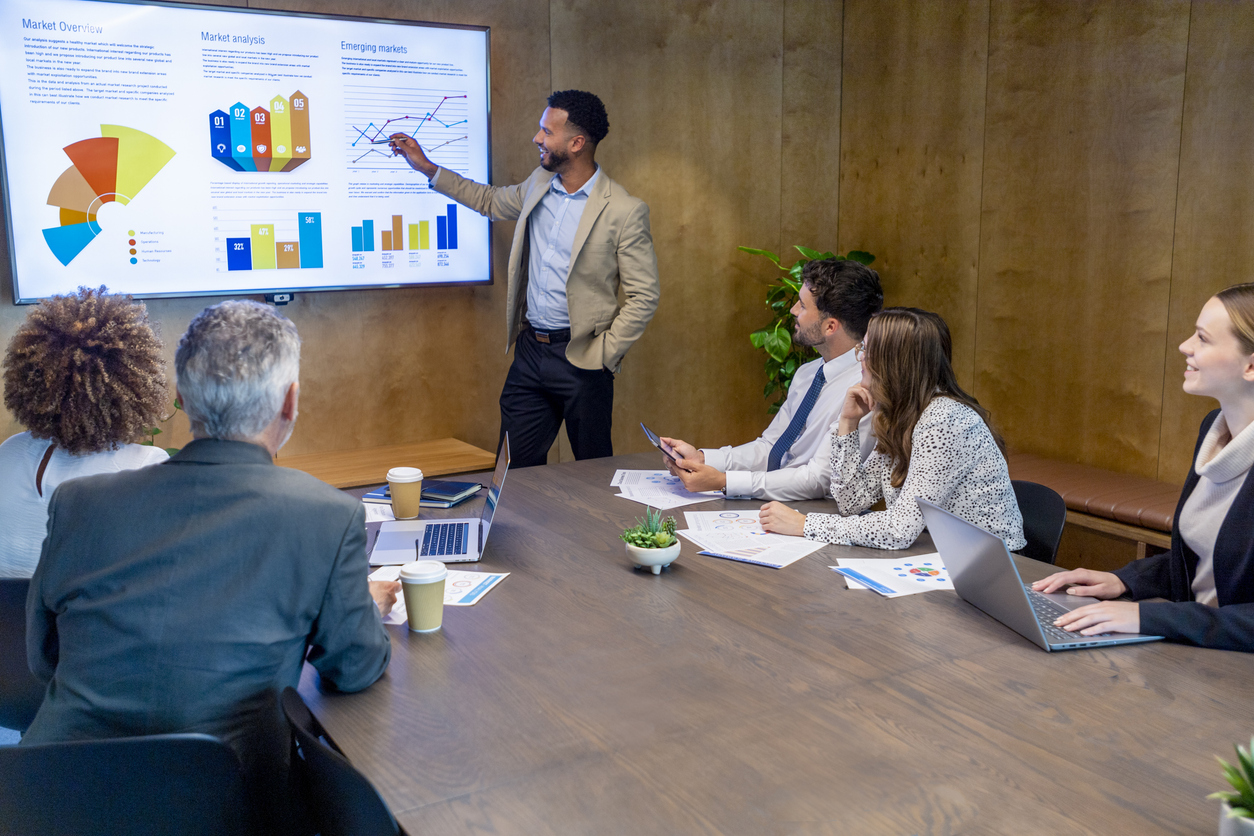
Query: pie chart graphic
42,125,176,266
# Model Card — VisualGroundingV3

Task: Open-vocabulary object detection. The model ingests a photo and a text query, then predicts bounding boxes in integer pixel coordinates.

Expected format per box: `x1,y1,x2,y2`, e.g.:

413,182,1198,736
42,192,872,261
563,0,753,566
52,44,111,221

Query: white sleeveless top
0,432,168,578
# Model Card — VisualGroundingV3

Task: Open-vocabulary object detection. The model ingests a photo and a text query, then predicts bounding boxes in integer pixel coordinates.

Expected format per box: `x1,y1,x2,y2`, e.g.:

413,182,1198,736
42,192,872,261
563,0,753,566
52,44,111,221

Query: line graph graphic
344,85,471,172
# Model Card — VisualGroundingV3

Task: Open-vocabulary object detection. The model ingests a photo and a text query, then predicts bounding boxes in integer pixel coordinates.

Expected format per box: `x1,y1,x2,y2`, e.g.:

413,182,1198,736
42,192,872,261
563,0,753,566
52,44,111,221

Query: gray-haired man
24,300,396,830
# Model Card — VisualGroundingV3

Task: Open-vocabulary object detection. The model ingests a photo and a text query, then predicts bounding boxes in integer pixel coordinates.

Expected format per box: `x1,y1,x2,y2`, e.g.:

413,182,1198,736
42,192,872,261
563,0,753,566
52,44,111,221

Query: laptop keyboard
1024,585,1090,644
421,522,470,557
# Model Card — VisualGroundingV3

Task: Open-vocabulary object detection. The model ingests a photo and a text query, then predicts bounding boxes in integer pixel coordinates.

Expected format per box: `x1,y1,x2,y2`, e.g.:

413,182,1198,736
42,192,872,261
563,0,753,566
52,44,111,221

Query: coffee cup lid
387,467,423,483
400,560,447,583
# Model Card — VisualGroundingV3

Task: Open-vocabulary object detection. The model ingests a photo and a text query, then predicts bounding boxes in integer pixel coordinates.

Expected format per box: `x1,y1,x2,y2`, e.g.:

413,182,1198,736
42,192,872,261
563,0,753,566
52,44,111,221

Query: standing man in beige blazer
390,90,660,467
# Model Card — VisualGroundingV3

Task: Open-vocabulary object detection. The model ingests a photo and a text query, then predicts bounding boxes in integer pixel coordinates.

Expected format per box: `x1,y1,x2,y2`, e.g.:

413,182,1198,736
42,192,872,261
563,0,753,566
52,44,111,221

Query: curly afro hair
547,89,609,144
3,287,168,454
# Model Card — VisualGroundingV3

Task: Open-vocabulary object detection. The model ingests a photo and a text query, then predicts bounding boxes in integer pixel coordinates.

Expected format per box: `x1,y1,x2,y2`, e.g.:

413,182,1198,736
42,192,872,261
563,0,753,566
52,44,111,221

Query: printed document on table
362,502,396,523
611,469,721,509
683,510,765,533
830,554,950,598
677,528,824,569
369,567,509,624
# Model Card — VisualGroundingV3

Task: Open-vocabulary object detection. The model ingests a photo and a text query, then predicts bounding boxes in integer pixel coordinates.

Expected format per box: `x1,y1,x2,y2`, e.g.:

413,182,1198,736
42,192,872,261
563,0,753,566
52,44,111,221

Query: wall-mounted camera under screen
0,0,490,303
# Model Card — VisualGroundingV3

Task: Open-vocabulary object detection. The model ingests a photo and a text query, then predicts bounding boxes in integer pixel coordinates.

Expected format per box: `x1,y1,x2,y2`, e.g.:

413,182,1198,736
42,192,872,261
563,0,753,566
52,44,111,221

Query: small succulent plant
621,507,678,549
1210,736,1254,819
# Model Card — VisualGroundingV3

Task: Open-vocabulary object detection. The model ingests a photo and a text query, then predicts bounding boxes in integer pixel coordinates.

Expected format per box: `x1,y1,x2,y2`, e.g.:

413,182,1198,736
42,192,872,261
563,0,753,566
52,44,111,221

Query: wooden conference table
298,452,1253,835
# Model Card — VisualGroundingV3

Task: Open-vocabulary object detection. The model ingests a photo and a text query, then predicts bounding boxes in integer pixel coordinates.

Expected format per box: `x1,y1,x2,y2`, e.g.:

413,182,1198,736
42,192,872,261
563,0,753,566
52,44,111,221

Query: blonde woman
761,307,1025,552
1035,285,1254,651
0,288,169,577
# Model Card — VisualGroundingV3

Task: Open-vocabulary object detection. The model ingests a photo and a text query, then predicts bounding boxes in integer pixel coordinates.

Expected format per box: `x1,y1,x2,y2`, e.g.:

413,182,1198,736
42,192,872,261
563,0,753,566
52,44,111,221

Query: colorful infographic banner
0,0,491,302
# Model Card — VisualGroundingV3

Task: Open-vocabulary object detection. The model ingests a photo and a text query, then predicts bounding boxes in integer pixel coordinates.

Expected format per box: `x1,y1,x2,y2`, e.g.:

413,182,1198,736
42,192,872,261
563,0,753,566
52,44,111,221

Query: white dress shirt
524,166,602,330
702,349,874,500
1179,413,1254,606
0,431,168,578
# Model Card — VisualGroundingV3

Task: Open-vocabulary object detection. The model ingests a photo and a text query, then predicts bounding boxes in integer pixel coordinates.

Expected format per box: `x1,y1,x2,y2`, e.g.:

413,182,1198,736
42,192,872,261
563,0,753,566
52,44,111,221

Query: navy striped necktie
767,365,826,471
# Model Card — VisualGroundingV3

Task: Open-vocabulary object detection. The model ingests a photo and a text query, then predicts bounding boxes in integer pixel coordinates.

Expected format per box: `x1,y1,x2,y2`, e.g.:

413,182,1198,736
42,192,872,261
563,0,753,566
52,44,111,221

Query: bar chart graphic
345,85,470,173
217,211,323,271
210,91,311,173
351,205,458,253
42,125,176,266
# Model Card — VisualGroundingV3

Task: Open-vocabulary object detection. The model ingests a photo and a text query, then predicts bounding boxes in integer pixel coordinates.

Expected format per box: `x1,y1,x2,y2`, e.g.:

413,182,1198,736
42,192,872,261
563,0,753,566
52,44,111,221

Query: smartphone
640,422,681,466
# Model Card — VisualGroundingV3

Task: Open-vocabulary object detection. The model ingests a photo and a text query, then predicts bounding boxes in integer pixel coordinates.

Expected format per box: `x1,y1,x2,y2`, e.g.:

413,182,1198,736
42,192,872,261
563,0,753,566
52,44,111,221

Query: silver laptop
370,434,510,564
916,498,1162,651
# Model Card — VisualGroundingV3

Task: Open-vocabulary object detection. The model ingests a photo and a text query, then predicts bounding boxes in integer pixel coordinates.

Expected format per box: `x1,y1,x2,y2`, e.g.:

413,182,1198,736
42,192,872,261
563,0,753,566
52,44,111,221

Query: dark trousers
500,327,614,467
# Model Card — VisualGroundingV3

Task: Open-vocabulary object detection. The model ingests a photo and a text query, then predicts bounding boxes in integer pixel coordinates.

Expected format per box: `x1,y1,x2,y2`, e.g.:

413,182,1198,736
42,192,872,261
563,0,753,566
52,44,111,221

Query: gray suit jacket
432,165,660,372
23,439,391,805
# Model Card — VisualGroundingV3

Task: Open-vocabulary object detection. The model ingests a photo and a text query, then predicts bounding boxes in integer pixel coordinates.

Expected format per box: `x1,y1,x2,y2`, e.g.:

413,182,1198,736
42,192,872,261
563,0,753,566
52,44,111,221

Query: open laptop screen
479,434,511,539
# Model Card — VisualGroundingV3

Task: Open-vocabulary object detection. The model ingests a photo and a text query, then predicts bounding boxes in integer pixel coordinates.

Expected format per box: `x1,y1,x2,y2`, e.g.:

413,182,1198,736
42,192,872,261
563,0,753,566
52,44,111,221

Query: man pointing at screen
390,90,660,468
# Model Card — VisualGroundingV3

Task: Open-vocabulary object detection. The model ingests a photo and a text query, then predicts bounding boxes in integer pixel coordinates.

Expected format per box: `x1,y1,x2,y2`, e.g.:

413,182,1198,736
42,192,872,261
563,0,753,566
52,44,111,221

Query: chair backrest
281,687,405,836
0,733,256,836
0,578,45,732
1012,480,1068,565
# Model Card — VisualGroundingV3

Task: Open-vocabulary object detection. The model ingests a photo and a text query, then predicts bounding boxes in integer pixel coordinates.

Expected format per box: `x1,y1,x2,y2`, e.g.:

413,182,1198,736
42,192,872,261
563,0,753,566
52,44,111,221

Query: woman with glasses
760,307,1025,551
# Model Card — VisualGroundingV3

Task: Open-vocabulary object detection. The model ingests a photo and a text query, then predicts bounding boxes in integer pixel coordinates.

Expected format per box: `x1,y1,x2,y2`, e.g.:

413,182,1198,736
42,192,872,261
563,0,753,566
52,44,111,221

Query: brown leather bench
1006,453,1180,558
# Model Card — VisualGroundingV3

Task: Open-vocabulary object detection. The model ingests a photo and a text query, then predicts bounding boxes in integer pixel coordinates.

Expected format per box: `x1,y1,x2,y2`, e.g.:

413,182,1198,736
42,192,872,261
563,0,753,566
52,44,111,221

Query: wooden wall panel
974,0,1189,477
549,0,786,455
781,0,843,250
1158,1,1254,483
0,0,551,459
838,0,988,390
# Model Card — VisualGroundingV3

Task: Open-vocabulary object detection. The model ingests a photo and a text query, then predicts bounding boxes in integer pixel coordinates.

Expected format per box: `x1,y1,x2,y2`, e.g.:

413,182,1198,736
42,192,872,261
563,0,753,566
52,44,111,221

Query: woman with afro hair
0,287,170,577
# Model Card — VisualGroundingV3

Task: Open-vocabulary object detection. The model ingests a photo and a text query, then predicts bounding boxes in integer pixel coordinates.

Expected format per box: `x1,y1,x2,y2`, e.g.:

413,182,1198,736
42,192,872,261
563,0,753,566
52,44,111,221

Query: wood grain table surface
276,438,497,489
299,452,1253,836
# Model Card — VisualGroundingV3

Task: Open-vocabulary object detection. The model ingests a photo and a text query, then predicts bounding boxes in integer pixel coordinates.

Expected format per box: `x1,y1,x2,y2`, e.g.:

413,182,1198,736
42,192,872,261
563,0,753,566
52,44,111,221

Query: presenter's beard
540,148,569,172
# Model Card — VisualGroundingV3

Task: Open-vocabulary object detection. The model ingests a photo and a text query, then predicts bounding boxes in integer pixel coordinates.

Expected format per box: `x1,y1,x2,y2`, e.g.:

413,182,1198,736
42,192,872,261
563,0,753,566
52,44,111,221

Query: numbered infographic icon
42,125,176,266
209,90,311,172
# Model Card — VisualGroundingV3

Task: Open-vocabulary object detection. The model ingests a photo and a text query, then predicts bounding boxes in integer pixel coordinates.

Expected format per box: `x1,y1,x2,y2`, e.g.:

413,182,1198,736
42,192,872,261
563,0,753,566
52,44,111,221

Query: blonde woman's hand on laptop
1053,600,1140,636
1031,568,1127,599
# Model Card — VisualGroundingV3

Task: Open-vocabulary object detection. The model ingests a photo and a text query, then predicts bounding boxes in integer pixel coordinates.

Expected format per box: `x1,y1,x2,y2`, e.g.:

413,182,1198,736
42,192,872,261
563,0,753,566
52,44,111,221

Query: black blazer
1113,410,1254,651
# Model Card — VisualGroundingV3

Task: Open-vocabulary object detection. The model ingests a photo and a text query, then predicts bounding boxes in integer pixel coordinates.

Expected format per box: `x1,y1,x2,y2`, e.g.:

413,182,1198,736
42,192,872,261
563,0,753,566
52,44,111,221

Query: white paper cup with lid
399,560,447,632
387,467,423,520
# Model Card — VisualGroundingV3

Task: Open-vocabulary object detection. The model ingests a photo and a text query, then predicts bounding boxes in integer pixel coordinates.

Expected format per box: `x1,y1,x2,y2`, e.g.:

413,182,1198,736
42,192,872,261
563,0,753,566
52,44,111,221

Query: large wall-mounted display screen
0,0,490,303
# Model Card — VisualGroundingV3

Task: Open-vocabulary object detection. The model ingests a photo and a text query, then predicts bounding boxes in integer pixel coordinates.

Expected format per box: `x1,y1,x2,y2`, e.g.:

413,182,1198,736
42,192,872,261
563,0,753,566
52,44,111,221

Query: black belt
529,326,571,344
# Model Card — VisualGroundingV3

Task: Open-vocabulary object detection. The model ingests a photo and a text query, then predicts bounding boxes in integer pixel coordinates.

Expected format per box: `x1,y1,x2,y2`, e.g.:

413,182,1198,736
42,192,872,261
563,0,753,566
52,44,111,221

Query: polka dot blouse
802,397,1026,551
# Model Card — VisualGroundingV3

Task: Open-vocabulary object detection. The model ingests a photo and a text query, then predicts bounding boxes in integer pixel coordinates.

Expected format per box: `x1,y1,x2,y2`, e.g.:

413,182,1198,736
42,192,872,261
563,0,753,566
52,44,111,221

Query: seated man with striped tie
662,257,883,500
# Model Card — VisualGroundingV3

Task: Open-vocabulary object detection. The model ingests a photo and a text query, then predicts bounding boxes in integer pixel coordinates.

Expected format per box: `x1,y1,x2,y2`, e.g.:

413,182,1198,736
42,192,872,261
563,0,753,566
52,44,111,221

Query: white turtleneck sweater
1178,413,1254,606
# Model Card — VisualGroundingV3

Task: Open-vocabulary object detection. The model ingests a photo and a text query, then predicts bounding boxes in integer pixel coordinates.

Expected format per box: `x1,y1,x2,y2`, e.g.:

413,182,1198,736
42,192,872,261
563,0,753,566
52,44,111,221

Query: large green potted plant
1211,736,1254,835
739,245,875,413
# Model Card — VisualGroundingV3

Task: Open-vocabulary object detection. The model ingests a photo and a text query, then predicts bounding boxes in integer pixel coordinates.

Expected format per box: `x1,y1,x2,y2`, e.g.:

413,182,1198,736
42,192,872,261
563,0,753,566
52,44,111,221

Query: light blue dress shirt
525,166,601,330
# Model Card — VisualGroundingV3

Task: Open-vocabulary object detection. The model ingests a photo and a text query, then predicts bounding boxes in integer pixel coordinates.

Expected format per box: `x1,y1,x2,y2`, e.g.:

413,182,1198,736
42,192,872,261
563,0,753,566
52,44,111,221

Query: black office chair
281,686,408,836
1012,480,1068,565
0,578,44,732
0,732,256,836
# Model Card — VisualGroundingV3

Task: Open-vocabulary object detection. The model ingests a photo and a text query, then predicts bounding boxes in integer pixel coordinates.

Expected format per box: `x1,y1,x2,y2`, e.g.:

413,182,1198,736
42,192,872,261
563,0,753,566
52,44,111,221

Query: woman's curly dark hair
3,287,168,454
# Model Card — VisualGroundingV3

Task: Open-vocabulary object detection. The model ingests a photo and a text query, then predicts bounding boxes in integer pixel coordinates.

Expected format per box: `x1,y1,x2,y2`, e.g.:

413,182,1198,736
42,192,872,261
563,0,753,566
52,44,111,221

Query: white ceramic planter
1219,804,1254,836
626,541,680,575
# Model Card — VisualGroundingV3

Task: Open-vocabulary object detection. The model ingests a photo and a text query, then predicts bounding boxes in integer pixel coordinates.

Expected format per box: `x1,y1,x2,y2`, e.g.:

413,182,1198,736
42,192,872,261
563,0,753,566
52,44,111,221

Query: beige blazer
432,166,660,372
